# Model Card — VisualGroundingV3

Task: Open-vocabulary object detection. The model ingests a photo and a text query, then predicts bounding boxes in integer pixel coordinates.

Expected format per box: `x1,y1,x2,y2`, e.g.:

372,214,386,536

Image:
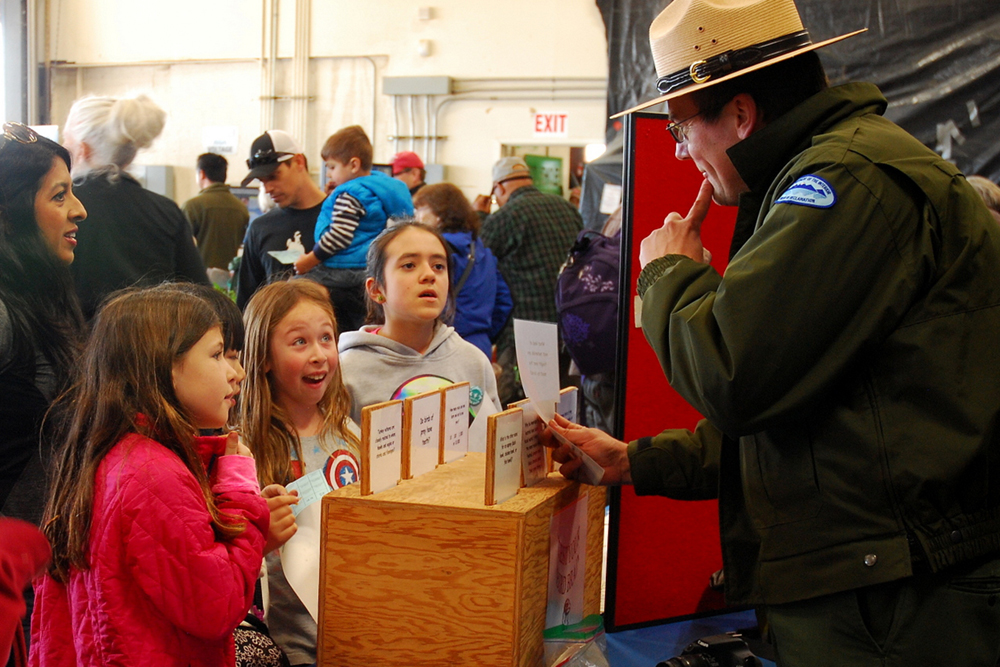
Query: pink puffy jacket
29,433,268,667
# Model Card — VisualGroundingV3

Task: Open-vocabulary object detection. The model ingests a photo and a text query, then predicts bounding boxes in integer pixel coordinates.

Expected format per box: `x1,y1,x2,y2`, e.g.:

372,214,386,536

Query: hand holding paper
544,414,632,486
514,319,605,485
262,484,299,554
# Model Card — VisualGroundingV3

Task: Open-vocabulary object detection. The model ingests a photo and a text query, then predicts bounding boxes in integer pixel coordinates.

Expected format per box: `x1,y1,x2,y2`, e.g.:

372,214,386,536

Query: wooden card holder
360,399,403,496
509,398,547,488
439,381,470,464
486,407,524,506
401,388,443,480
318,453,606,667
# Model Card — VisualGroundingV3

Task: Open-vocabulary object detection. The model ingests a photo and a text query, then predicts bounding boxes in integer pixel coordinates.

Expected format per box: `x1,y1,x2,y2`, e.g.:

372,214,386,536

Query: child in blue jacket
294,125,412,331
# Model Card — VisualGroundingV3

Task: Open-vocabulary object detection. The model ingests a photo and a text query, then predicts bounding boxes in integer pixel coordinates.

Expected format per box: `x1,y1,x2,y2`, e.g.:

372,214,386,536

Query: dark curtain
599,0,1000,181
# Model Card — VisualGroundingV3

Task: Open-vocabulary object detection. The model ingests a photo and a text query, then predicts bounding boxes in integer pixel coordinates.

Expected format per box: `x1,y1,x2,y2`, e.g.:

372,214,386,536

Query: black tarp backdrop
595,0,1000,186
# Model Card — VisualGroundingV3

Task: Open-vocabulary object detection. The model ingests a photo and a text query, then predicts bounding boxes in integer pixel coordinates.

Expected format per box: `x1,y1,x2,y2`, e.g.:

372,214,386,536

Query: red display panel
605,113,738,630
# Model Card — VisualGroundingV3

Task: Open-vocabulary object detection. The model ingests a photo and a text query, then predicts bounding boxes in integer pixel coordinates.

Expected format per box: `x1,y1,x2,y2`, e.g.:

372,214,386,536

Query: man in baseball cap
390,151,426,195
476,154,581,405
235,129,327,309
546,0,1000,663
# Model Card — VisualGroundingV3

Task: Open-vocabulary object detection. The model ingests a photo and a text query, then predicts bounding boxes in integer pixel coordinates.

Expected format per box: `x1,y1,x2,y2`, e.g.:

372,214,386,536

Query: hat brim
612,29,866,119
240,154,295,187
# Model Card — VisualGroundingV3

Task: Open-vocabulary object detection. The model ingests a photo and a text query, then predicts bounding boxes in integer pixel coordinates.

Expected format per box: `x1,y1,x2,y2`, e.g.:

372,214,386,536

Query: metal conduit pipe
429,93,607,164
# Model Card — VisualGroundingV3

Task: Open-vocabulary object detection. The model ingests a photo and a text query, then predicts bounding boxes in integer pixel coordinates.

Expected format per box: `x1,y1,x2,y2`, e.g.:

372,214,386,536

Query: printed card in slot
513,397,556,476
402,389,442,479
558,386,579,423
517,400,548,487
360,400,403,495
485,408,523,506
440,382,470,464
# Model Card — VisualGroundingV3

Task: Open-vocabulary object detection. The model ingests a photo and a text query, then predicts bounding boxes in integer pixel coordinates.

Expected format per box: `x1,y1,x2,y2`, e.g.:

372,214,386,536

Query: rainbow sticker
391,374,483,419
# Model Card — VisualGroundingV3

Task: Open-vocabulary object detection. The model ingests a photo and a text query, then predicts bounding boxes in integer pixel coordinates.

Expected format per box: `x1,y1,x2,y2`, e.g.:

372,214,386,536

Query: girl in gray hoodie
338,222,501,425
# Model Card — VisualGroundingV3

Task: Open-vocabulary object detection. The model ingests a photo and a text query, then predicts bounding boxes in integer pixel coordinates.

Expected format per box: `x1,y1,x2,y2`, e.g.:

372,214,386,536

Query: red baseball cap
391,151,424,175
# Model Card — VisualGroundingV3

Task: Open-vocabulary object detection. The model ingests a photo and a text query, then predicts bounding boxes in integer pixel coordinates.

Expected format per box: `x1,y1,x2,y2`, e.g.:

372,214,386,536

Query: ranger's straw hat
615,0,865,117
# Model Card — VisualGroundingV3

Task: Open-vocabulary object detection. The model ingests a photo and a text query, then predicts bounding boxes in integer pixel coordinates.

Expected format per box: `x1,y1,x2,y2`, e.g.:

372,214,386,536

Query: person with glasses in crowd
236,130,327,310
61,94,209,319
0,121,86,663
546,0,1000,664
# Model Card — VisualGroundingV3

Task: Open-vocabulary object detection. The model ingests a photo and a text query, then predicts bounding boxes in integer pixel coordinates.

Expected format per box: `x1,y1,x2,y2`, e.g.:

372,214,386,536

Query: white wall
45,0,609,205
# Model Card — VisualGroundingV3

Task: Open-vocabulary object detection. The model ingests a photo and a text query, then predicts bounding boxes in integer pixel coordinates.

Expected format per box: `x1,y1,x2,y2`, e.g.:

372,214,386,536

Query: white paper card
598,183,623,215
490,411,523,505
280,500,322,622
469,391,499,453
520,402,548,487
558,387,579,424
442,383,470,463
266,230,306,265
408,392,441,478
514,319,561,423
368,402,402,493
546,494,588,629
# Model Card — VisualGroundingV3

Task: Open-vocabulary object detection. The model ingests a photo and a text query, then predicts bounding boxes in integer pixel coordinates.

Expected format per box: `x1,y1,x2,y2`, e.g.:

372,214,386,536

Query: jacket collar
135,413,226,473
727,82,887,195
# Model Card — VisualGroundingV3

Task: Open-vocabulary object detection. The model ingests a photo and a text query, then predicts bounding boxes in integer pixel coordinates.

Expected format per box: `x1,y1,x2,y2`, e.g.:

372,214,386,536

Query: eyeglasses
0,122,38,152
665,110,707,144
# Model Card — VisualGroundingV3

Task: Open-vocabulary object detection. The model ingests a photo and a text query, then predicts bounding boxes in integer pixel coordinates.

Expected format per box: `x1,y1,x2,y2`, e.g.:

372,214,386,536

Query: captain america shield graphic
324,450,360,489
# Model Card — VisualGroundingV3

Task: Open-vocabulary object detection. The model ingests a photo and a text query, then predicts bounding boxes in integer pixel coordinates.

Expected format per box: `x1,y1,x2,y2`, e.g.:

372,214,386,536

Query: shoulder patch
775,175,837,209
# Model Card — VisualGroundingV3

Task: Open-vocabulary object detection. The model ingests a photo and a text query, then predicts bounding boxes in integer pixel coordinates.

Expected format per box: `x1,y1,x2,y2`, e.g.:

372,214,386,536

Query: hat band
655,30,812,96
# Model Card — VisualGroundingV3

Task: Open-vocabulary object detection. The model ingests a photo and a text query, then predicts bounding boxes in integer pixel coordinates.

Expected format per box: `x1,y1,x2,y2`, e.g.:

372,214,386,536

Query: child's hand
294,252,320,275
261,484,299,554
224,431,254,458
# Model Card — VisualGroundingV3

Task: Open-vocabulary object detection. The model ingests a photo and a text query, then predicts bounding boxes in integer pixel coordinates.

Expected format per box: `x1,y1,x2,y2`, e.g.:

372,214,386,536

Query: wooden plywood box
318,452,605,666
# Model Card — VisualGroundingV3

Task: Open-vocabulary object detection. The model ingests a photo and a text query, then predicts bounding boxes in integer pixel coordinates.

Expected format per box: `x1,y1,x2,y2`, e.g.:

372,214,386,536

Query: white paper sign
546,494,588,629
598,183,623,215
407,392,441,478
520,402,548,487
366,402,402,494
441,383,470,463
279,500,322,622
515,319,604,485
201,125,239,155
488,411,523,505
514,319,561,422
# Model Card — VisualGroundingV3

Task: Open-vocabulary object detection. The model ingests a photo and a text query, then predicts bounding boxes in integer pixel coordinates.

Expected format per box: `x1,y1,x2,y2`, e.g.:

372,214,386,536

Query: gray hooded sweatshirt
338,322,501,424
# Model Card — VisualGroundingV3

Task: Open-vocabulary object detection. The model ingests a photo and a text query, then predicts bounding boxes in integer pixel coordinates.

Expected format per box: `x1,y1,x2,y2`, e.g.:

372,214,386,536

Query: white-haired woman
62,94,208,318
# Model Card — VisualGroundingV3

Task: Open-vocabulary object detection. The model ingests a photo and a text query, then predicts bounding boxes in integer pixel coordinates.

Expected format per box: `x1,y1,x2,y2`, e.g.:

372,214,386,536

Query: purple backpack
555,230,621,376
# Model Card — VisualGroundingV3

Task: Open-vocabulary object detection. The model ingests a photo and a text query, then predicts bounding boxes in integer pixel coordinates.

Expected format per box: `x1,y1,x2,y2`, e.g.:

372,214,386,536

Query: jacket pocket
742,424,824,527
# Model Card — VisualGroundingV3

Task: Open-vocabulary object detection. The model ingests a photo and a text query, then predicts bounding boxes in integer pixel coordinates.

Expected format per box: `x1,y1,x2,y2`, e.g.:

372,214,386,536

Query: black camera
656,633,762,667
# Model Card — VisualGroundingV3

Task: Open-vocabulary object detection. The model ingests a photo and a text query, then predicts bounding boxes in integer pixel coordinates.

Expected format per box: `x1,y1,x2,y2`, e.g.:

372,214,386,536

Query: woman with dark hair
0,121,86,661
413,183,512,359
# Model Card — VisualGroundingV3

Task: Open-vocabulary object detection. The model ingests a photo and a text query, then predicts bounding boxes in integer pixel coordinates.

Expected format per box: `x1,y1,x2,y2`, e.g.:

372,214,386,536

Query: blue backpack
555,230,621,376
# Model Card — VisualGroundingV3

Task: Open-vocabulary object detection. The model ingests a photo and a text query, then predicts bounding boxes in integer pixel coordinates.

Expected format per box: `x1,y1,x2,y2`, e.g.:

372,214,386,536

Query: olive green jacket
629,83,1000,605
183,183,249,270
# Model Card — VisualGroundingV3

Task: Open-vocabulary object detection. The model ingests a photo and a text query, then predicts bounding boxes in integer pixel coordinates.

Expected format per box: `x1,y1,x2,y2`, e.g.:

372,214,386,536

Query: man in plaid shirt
477,157,582,405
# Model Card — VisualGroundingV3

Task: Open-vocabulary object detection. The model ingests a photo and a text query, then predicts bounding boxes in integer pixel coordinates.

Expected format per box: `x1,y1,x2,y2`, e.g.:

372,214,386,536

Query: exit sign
533,111,569,138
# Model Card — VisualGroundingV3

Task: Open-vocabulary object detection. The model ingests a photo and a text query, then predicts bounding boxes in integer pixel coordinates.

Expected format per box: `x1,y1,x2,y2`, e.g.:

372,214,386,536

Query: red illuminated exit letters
533,111,569,138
